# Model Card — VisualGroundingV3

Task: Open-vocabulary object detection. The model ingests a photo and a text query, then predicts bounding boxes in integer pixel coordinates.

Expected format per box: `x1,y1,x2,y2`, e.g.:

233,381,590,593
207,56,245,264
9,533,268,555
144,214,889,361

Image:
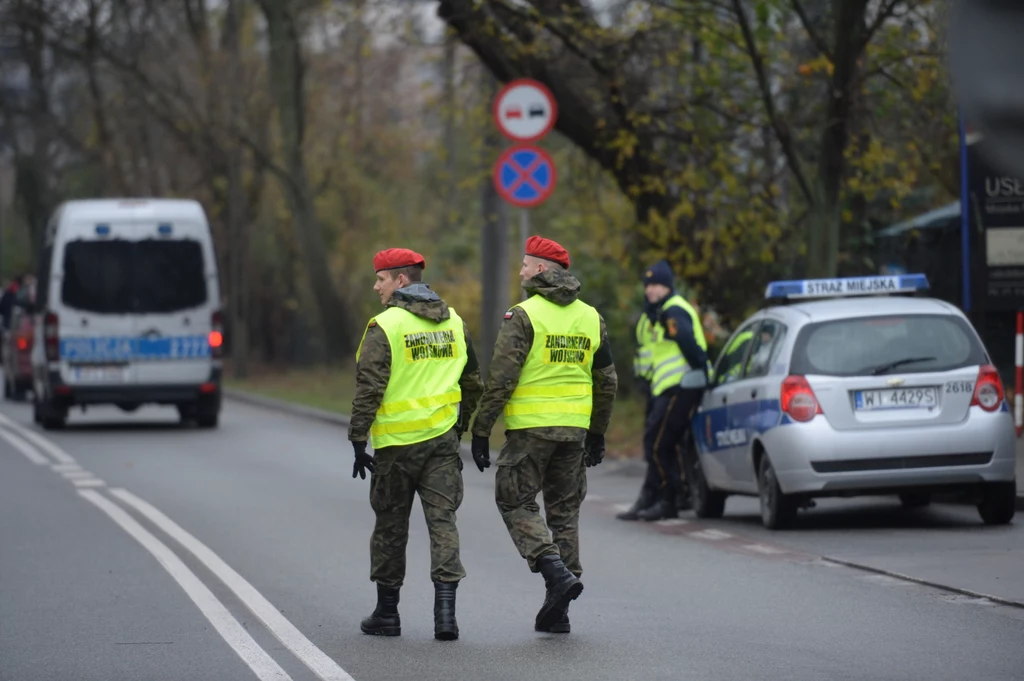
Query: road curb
819,556,1024,609
223,387,479,460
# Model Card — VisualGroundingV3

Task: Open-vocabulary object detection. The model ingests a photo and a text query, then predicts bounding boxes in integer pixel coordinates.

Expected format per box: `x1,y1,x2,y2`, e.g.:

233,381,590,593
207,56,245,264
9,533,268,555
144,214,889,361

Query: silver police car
689,274,1018,529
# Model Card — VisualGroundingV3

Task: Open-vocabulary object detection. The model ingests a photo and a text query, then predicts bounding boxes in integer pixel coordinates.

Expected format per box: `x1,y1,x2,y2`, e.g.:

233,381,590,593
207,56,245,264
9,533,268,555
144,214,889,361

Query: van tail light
971,364,1005,412
208,310,224,359
43,312,59,362
781,375,822,422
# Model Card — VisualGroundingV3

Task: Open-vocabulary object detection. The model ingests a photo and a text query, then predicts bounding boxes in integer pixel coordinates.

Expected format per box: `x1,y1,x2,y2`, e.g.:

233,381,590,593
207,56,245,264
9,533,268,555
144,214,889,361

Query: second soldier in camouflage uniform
349,248,483,641
470,236,617,634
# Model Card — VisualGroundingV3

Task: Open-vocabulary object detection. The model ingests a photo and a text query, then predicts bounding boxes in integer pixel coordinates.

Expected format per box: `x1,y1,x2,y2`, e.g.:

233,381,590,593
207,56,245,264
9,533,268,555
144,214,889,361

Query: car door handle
751,389,758,399
721,395,727,405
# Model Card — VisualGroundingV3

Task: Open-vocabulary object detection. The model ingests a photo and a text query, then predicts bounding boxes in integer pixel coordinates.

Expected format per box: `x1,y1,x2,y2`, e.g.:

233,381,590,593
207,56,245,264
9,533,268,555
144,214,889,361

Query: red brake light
16,336,28,351
971,364,1004,412
43,312,59,362
781,375,822,422
209,310,224,358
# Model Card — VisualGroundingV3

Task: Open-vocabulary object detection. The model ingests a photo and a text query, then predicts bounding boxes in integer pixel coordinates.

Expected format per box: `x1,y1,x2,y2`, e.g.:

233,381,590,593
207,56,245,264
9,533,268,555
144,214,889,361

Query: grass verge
226,364,646,458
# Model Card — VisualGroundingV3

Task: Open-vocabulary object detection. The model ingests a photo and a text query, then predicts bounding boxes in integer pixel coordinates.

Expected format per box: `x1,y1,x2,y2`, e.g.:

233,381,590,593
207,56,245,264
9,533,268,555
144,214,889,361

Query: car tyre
758,454,796,529
689,455,726,519
35,396,66,430
977,481,1016,525
196,411,219,429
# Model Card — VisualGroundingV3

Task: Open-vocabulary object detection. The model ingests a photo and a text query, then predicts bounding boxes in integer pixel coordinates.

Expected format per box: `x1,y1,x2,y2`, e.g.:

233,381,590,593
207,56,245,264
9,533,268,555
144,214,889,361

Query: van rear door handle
751,389,758,399
721,395,727,405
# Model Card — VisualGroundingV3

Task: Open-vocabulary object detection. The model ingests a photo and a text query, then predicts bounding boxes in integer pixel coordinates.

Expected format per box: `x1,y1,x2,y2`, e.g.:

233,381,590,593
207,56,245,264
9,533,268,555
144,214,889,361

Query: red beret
525,235,570,269
373,248,425,272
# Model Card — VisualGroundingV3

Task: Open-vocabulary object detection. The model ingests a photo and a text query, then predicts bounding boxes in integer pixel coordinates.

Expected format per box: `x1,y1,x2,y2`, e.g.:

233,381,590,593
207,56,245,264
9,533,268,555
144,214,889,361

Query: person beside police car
470,235,618,634
617,296,662,520
625,260,710,522
348,247,484,641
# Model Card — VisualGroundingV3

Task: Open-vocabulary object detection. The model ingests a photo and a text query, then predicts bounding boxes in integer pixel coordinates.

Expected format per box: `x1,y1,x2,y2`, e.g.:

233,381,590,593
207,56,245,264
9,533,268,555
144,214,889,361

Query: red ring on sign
492,144,557,208
492,78,558,142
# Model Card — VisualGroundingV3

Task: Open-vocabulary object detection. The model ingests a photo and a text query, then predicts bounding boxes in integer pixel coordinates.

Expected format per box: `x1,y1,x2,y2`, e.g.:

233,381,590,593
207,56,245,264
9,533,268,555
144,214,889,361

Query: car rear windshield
790,314,988,377
61,238,208,314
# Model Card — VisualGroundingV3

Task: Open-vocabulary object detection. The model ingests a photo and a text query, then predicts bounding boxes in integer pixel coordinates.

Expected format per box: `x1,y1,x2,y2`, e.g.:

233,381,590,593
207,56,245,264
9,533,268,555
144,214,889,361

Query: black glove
471,435,491,472
351,441,375,479
584,432,605,467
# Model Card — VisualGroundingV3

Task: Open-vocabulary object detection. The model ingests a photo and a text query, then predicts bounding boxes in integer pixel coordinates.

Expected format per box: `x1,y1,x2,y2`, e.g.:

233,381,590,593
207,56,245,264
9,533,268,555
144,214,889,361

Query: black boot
637,495,678,522
534,554,583,631
676,481,693,512
535,603,571,633
360,584,401,636
616,487,656,521
433,581,459,641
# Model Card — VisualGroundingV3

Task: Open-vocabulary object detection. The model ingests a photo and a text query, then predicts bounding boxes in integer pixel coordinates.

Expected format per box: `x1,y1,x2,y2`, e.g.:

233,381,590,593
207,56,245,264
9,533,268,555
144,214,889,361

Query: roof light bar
764,274,930,300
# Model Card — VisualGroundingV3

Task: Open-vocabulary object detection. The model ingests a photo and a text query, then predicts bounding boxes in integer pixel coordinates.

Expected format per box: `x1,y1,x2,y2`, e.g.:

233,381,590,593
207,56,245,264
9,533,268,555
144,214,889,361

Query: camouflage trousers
494,430,588,577
369,427,466,588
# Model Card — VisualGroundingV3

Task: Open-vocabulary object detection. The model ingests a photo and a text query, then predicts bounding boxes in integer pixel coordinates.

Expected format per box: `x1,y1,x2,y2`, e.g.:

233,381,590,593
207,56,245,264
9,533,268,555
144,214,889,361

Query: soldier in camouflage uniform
349,248,483,641
470,236,618,634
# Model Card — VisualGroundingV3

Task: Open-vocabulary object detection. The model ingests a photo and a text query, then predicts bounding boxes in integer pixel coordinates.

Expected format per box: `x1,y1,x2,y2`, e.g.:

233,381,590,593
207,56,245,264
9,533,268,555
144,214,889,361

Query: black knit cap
642,260,674,288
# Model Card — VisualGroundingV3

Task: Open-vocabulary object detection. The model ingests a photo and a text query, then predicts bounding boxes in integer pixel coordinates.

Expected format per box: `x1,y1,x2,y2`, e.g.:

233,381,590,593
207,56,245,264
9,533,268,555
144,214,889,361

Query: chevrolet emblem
886,378,906,387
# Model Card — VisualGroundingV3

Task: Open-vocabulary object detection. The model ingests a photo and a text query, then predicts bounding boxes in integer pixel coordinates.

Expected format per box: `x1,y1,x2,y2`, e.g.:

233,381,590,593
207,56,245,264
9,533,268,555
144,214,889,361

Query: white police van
30,199,223,429
690,274,1017,529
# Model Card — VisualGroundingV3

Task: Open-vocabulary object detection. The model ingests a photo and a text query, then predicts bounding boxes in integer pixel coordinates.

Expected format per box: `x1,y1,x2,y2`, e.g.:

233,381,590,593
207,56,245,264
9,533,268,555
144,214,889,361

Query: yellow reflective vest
633,314,655,380
504,295,601,430
357,306,467,449
649,294,709,397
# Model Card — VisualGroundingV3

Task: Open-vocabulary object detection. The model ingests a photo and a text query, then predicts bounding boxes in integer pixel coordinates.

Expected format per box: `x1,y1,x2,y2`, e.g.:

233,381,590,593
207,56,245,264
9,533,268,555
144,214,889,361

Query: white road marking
78,490,293,681
655,518,689,527
71,478,106,488
0,427,49,465
743,543,787,555
62,470,95,479
612,503,633,513
52,463,82,472
0,415,76,465
110,488,355,681
691,529,732,541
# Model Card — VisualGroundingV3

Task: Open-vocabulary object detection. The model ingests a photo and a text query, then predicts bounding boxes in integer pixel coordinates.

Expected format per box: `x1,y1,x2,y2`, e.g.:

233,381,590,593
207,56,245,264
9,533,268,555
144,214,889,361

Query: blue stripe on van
60,335,211,361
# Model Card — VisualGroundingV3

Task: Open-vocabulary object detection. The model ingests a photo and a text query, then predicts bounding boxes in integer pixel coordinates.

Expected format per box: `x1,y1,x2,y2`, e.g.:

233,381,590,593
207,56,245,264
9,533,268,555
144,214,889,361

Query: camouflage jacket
348,283,484,444
471,268,618,442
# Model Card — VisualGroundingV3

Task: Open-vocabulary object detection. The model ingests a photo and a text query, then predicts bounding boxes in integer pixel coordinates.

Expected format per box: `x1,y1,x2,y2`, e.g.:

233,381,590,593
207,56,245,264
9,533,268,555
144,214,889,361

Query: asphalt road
3,399,1024,681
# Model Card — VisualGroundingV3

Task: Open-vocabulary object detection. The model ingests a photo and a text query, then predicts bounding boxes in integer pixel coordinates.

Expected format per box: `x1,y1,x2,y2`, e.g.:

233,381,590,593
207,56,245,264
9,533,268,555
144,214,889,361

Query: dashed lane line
0,427,49,465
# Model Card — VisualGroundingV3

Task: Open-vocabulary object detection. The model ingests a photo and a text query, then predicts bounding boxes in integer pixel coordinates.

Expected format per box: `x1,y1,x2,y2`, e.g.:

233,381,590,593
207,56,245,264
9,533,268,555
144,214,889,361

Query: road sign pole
959,111,972,316
520,208,530,301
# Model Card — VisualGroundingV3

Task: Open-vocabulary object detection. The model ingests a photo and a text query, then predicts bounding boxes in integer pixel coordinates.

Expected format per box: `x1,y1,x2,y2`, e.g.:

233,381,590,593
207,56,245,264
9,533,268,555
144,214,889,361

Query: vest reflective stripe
634,315,655,379
358,306,467,449
504,295,600,430
723,330,753,378
649,294,709,397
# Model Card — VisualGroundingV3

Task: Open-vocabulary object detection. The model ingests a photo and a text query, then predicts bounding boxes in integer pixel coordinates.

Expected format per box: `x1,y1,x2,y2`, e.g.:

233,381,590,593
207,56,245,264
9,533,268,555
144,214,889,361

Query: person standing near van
469,236,618,634
348,248,483,642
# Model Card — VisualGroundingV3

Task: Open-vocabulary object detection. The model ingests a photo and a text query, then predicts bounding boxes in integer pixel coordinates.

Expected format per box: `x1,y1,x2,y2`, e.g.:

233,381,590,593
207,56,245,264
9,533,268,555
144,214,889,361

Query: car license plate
71,365,128,384
854,387,938,410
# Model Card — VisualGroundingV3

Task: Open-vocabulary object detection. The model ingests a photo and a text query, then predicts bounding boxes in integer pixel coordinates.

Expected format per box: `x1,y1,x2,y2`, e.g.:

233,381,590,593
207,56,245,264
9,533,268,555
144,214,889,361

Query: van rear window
62,239,207,314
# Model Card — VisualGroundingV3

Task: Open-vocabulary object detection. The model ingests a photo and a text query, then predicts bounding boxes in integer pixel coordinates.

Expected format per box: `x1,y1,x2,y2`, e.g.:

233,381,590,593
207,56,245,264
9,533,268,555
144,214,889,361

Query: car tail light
43,312,59,362
16,336,29,351
208,310,224,359
971,364,1004,412
781,375,822,422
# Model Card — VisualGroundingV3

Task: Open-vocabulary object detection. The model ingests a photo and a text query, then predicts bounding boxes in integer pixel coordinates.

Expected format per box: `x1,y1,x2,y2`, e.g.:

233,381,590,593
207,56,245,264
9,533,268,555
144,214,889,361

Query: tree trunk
257,0,355,359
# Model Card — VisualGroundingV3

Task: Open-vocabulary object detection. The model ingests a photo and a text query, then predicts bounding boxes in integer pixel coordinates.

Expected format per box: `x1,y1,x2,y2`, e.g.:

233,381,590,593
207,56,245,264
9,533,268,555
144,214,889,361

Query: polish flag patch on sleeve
503,310,514,320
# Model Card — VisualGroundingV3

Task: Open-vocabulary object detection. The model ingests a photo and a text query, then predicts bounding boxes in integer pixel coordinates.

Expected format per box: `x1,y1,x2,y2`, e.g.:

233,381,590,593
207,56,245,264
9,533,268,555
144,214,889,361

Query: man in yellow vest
470,235,618,634
629,260,710,522
348,248,483,641
616,298,662,520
